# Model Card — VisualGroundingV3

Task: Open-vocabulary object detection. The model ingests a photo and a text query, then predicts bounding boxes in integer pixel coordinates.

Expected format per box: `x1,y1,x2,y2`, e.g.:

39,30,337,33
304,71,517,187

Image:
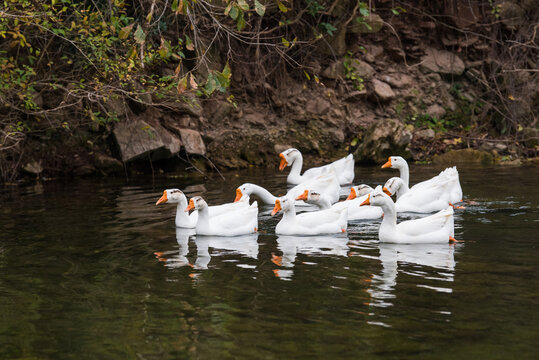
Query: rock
74,164,96,176
161,94,202,118
179,129,206,155
432,149,494,165
354,118,412,163
520,127,538,148
481,142,508,154
371,79,395,101
426,104,446,119
316,26,347,56
364,45,384,58
305,98,331,115
104,97,129,117
351,60,375,78
23,160,43,175
203,99,235,125
349,14,384,33
322,60,344,79
498,158,522,166
414,128,435,139
420,48,465,76
382,74,413,88
499,2,526,29
113,119,182,162
93,153,123,173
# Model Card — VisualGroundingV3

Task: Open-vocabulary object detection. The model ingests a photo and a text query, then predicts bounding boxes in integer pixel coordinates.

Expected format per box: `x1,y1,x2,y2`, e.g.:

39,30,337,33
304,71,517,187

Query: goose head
271,196,293,215
156,189,187,205
383,177,404,196
346,184,374,200
381,156,406,169
360,186,390,207
278,148,299,171
235,183,254,202
295,189,320,203
185,196,208,212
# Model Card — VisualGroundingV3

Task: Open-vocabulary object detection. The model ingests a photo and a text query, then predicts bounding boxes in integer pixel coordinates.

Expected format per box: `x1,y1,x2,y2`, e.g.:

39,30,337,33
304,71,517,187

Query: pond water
1,163,538,359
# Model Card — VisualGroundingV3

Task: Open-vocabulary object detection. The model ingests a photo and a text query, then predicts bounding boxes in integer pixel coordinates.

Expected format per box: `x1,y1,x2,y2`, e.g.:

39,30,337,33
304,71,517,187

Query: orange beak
383,186,392,196
185,199,195,212
346,187,357,201
381,157,392,168
156,190,168,205
278,153,288,171
234,188,243,202
271,199,282,216
296,190,309,201
360,194,370,206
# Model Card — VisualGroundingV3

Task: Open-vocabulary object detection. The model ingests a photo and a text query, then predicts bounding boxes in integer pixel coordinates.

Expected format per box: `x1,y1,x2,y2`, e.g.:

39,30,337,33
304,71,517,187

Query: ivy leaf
134,25,146,44
177,76,188,94
254,0,266,16
277,1,288,13
281,37,290,47
205,74,217,95
237,0,249,11
189,73,198,89
230,6,239,20
224,3,232,16
237,13,246,31
185,35,194,51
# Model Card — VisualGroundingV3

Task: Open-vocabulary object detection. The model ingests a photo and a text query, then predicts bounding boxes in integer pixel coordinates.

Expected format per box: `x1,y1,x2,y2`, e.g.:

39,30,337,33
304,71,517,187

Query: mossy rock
432,149,494,165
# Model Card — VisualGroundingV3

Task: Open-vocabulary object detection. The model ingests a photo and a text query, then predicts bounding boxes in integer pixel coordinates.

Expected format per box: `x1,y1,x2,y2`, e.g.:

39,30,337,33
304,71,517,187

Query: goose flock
156,148,463,244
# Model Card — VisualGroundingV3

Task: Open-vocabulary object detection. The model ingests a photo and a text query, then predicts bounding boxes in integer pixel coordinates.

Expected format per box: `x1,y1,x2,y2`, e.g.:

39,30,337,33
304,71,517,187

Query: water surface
1,164,538,359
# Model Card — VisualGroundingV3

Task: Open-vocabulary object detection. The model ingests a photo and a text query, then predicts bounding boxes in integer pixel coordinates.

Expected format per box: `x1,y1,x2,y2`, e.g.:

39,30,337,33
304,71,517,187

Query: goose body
156,189,250,228
383,177,454,213
382,156,463,204
235,170,340,207
187,196,258,236
279,148,354,185
361,186,455,244
272,196,348,236
297,188,382,221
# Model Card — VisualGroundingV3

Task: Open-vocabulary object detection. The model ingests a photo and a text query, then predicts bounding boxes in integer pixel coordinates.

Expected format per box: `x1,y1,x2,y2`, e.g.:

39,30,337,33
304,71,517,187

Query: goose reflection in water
154,230,259,271
192,233,259,270
154,228,195,268
367,242,456,308
272,235,349,280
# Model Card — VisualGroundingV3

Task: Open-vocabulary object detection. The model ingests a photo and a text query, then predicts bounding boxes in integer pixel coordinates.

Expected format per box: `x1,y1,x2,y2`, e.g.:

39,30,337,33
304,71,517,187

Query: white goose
296,188,383,220
271,196,348,235
382,177,455,213
381,156,463,204
186,196,258,236
156,188,250,228
234,170,341,206
360,186,455,244
279,148,354,185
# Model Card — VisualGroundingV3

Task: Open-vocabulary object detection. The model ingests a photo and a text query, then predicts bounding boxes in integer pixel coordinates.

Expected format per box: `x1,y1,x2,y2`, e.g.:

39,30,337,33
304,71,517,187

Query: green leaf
277,1,288,13
229,6,239,20
281,37,290,47
119,23,134,40
391,9,399,15
171,0,179,11
254,0,266,16
303,70,311,80
237,13,246,31
224,3,232,16
237,0,249,11
134,25,146,44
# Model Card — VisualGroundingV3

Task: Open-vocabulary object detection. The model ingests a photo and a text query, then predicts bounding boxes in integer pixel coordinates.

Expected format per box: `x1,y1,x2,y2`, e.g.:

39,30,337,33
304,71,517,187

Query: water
1,164,538,359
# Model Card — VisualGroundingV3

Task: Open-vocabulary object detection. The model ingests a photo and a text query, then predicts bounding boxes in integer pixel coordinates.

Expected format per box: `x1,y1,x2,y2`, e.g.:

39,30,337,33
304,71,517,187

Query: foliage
343,53,365,91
